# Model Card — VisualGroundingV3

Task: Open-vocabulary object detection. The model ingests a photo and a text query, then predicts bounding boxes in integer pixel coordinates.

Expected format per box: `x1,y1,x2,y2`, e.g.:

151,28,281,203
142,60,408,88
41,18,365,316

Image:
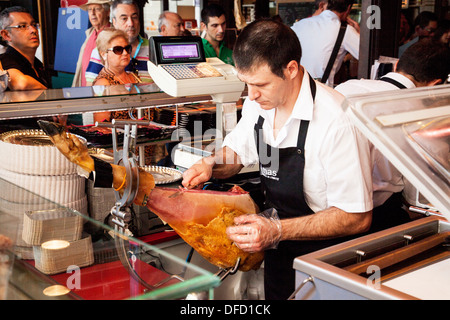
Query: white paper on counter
383,257,450,300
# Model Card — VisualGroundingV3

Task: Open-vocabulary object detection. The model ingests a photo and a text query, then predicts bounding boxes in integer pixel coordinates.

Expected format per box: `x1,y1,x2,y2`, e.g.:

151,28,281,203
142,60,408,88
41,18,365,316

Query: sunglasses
107,45,132,55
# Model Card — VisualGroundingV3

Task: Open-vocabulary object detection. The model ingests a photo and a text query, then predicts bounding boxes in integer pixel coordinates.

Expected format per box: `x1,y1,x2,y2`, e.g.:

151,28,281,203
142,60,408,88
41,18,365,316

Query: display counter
293,84,450,300
0,84,240,300
0,177,220,300
0,83,213,120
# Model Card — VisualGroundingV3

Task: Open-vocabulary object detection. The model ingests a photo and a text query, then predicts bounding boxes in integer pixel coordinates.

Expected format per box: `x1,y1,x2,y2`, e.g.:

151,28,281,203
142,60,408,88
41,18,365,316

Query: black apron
254,75,358,300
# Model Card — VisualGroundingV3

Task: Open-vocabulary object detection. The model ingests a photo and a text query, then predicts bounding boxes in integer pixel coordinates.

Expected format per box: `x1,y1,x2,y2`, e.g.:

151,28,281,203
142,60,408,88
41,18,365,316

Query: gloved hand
226,208,282,253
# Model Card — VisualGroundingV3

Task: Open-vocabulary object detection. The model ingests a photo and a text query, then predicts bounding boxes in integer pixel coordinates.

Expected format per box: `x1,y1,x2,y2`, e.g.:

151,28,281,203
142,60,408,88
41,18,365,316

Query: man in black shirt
0,6,51,90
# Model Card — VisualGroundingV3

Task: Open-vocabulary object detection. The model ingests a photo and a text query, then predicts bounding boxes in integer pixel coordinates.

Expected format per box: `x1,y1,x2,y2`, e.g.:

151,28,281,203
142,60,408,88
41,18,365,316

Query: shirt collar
94,23,111,36
202,37,224,48
291,70,315,121
321,10,340,21
383,72,416,89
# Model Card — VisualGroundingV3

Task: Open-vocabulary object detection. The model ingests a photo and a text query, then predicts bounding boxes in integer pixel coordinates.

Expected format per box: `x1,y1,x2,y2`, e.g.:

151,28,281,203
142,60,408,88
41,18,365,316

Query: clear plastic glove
226,208,282,253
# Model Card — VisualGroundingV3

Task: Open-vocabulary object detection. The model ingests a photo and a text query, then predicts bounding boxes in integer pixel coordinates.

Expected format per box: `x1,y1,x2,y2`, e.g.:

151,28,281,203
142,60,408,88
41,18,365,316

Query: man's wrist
202,154,216,167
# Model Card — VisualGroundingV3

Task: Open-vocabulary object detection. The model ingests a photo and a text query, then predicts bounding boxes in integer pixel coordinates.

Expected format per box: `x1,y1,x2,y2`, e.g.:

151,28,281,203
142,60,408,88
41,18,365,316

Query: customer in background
200,4,234,65
156,11,189,167
432,19,450,46
158,11,185,36
335,39,450,232
291,0,359,87
0,6,50,90
72,0,111,87
398,12,411,47
85,0,152,85
398,11,438,57
92,28,163,165
92,28,140,122
92,28,141,87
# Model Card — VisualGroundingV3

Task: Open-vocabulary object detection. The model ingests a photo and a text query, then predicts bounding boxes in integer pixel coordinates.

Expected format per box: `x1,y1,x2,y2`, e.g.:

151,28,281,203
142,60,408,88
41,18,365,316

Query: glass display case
0,84,228,300
1,178,220,300
292,84,450,300
0,83,212,120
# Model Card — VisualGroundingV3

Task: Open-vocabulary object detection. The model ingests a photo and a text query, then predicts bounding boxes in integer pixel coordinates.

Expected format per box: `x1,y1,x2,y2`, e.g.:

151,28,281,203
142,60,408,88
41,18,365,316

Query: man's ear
0,29,11,43
414,25,421,34
426,79,442,86
285,60,299,80
200,21,206,31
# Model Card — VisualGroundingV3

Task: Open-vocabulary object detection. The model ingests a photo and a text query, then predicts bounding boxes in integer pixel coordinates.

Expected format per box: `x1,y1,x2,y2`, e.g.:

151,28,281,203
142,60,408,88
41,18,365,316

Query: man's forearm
10,73,46,90
210,146,244,179
182,146,243,188
280,207,372,241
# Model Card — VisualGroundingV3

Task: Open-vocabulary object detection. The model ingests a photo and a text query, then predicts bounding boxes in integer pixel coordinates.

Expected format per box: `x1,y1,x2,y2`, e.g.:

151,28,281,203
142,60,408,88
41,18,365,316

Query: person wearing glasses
92,28,141,121
85,0,152,85
399,11,438,58
92,28,162,164
92,28,141,86
0,6,50,90
72,0,111,87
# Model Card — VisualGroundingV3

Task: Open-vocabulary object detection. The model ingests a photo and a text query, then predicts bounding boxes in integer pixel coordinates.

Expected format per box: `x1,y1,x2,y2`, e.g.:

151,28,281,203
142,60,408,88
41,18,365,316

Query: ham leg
144,186,263,271
37,120,264,271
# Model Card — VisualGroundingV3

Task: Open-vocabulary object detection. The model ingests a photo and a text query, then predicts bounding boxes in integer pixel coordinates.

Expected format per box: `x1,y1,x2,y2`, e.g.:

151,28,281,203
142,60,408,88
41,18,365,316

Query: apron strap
297,74,317,150
380,76,407,89
254,115,265,154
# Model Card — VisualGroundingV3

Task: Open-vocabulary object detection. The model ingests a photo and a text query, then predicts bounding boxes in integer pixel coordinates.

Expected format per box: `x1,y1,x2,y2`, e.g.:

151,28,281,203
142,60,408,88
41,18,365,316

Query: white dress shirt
335,72,416,207
334,72,415,96
223,72,373,214
291,10,360,87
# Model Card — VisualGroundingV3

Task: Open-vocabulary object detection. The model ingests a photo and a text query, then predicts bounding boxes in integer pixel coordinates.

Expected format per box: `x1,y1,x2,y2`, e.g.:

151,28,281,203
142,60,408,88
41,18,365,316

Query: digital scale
148,36,244,103
147,36,249,171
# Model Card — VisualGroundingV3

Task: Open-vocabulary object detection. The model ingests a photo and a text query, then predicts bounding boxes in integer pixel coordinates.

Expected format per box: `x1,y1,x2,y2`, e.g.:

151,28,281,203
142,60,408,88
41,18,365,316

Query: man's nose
247,86,260,101
125,17,135,27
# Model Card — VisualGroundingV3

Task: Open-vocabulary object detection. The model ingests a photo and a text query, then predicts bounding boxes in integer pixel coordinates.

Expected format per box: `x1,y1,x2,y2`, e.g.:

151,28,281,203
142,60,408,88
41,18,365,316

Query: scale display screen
161,44,198,60
150,36,206,65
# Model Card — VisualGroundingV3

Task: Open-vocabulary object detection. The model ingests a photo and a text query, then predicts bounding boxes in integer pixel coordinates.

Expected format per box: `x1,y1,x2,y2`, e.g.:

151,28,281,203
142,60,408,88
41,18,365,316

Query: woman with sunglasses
92,28,163,164
93,28,141,86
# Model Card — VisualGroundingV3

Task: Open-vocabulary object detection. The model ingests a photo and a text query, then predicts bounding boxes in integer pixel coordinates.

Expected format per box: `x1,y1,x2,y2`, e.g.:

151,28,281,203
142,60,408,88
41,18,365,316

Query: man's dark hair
0,6,30,30
413,11,438,29
397,38,450,83
433,19,450,42
314,0,328,10
201,4,225,25
326,0,355,13
233,19,302,79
